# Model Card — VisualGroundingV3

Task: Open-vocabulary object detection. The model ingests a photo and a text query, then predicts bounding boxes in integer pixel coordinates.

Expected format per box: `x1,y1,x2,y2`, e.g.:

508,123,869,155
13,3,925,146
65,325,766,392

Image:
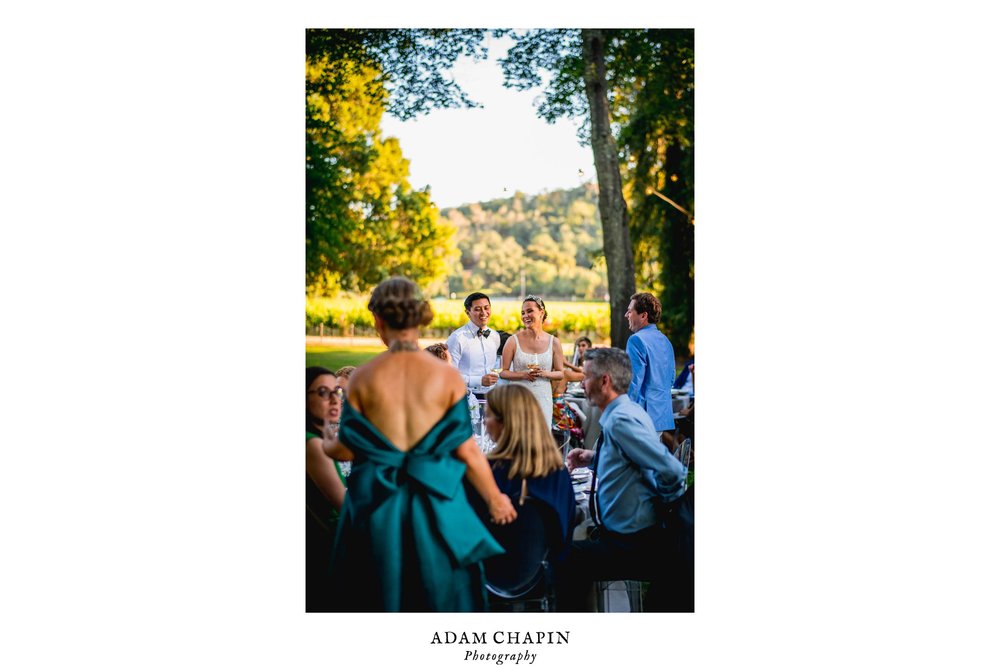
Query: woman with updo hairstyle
481,384,576,558
498,295,566,426
366,275,434,330
323,276,516,611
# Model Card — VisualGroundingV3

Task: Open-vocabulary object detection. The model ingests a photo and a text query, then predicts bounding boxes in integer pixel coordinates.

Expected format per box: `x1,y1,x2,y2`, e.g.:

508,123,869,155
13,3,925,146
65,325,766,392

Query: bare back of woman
346,349,464,451
321,276,518,611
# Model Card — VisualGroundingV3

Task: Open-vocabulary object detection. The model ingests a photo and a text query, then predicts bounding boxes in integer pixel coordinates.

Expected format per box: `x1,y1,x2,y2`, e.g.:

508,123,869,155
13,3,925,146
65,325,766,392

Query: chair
675,437,692,469
595,580,648,612
483,497,556,612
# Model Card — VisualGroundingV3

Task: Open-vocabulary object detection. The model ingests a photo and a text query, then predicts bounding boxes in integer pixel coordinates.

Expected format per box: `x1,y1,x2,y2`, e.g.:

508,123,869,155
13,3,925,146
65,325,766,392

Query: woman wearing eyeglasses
498,295,566,427
324,277,517,611
306,365,349,612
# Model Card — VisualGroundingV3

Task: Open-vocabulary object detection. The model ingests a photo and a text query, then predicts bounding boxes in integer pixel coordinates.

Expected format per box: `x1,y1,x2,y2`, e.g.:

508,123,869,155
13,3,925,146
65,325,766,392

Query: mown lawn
305,345,383,371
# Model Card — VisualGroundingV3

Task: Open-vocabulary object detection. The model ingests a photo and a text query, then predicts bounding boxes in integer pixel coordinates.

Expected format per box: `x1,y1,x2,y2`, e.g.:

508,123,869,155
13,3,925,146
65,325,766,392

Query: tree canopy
442,185,606,298
306,29,491,120
614,30,695,351
499,28,695,351
306,55,457,294
305,29,494,295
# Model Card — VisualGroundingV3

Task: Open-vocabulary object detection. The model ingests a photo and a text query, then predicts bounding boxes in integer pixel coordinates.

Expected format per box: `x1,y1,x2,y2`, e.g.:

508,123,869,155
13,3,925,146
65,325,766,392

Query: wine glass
526,353,540,381
324,417,339,442
324,418,351,477
558,429,571,457
479,425,494,453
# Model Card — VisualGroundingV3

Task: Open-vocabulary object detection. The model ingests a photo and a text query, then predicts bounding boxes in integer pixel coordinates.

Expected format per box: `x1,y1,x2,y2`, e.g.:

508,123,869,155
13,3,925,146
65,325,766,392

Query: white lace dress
509,333,555,426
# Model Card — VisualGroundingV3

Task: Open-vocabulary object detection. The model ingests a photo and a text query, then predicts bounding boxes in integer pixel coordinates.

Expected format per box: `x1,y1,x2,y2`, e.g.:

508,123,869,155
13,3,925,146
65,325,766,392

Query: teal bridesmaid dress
329,399,504,611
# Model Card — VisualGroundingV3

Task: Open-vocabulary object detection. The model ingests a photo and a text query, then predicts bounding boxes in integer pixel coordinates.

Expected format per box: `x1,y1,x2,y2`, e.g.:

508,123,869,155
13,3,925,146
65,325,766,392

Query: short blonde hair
486,384,563,478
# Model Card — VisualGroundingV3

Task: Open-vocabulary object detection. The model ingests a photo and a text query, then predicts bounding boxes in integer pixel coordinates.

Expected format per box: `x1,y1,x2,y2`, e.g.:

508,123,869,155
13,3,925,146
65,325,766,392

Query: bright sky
380,35,597,209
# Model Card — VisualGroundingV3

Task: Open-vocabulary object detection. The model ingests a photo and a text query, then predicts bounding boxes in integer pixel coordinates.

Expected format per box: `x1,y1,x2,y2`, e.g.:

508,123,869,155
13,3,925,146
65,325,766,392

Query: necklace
388,340,420,353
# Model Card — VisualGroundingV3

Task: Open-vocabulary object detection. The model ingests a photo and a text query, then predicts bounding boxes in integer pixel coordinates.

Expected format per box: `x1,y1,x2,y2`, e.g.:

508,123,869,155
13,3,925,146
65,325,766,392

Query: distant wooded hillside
441,183,607,299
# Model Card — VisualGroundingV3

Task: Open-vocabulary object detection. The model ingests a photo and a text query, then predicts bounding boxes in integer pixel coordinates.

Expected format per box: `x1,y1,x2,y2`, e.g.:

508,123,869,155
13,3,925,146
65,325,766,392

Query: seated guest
425,342,452,363
428,343,482,412
563,336,593,385
558,348,690,612
479,384,577,559
305,366,349,612
673,356,694,395
570,336,593,367
551,379,585,448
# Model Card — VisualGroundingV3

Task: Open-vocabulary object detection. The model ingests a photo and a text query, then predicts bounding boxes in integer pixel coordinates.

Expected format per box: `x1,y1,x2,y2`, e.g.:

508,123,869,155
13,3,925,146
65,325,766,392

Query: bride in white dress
497,295,566,427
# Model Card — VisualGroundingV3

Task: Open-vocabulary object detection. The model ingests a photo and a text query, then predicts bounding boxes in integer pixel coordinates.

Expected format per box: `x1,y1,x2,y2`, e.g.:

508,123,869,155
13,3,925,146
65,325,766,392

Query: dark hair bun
368,277,434,330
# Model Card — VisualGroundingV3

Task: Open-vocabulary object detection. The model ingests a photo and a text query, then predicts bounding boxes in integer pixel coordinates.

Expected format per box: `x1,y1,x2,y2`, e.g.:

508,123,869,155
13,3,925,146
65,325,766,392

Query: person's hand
565,448,593,470
481,373,498,387
661,430,677,450
488,493,517,525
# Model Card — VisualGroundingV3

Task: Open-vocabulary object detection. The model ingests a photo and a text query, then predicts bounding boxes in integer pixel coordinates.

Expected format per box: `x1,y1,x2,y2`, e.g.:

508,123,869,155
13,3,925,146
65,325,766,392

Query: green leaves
614,31,695,353
306,53,457,296
500,30,588,135
305,30,489,296
307,29,489,121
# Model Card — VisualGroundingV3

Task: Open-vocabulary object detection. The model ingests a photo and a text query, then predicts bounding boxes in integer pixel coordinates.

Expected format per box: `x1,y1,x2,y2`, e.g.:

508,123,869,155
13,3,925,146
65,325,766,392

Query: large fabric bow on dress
332,399,503,611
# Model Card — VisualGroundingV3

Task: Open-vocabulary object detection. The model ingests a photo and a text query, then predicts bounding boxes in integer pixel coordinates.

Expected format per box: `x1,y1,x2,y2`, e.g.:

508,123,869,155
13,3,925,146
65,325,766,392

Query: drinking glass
558,429,571,457
526,353,540,380
324,419,351,476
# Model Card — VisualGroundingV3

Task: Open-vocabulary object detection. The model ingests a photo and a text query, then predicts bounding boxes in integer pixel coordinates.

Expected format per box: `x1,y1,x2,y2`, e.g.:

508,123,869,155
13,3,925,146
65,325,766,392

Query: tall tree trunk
582,29,635,349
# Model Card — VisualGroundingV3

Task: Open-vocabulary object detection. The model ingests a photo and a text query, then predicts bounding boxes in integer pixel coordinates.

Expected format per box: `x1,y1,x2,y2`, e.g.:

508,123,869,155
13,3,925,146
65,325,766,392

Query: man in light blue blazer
624,292,676,438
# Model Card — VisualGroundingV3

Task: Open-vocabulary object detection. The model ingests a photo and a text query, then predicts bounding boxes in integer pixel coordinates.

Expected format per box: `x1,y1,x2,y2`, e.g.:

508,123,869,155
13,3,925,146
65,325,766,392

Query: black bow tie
477,328,491,338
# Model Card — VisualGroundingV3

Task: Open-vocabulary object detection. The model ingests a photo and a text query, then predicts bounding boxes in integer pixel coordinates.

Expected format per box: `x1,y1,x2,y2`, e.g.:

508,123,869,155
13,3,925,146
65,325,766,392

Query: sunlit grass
305,345,384,371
